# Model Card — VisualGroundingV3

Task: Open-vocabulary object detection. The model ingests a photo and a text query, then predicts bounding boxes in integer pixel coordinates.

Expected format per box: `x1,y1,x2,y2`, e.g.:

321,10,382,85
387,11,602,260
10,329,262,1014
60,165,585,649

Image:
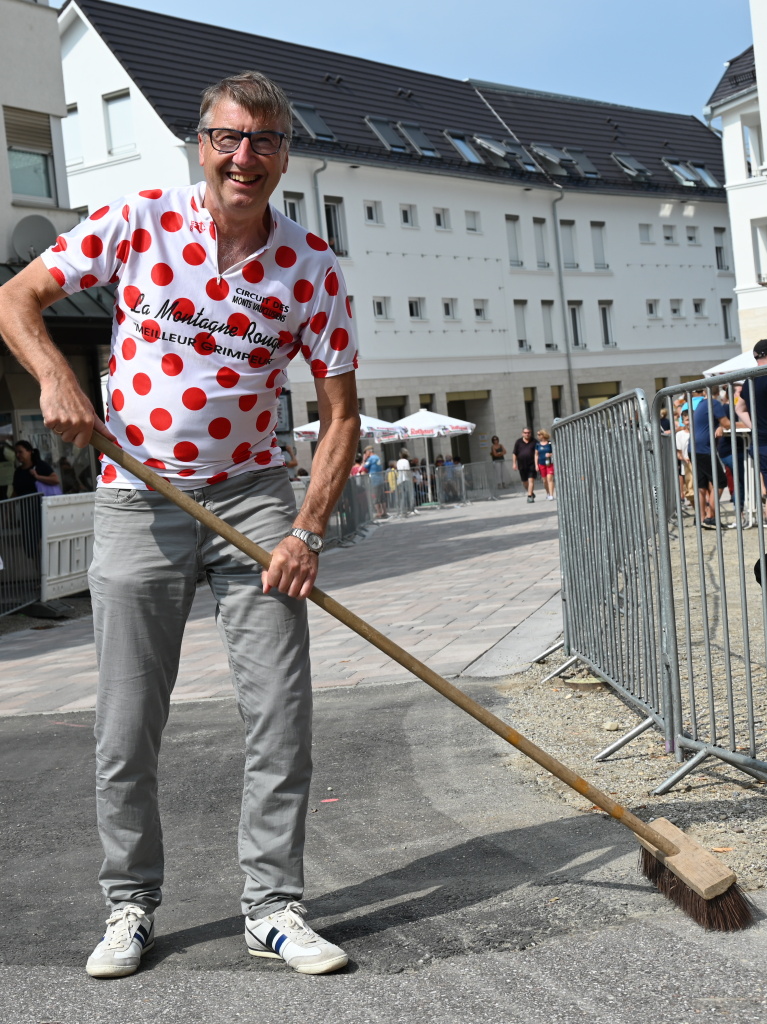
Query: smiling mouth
228,172,261,185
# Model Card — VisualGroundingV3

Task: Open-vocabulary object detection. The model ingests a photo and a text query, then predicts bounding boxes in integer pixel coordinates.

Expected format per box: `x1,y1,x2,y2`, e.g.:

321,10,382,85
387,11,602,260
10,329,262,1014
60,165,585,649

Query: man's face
522,430,532,440
198,99,289,218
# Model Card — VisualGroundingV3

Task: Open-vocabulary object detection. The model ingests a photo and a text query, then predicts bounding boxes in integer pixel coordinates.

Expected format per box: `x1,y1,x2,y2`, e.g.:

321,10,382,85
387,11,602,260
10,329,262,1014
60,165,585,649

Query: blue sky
60,0,753,117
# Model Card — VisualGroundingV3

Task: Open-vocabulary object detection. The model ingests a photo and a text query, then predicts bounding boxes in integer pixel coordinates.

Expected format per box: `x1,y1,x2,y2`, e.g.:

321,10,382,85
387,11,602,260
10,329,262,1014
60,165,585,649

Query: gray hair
197,70,293,142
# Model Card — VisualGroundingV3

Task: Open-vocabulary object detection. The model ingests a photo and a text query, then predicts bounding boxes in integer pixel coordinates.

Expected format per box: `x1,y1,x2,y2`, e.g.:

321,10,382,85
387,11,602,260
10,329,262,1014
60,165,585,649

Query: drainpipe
551,186,576,415
312,160,328,238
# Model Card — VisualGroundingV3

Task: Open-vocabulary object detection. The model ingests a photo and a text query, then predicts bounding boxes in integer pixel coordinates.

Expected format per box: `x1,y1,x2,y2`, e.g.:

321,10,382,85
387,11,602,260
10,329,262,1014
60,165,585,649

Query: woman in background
12,440,60,497
490,435,507,489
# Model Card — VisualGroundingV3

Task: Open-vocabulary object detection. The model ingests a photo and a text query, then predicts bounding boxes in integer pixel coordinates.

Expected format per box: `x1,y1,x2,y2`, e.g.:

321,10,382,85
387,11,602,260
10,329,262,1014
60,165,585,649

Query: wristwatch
288,527,324,554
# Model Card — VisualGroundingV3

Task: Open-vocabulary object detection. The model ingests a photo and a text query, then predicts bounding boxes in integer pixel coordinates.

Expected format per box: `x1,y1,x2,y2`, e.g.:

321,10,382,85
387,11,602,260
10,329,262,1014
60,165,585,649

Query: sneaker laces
273,902,318,942
102,905,147,949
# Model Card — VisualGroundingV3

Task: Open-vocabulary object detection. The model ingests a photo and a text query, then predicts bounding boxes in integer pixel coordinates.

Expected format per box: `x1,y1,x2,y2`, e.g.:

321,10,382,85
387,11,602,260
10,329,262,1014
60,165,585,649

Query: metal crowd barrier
326,474,376,542
0,494,43,616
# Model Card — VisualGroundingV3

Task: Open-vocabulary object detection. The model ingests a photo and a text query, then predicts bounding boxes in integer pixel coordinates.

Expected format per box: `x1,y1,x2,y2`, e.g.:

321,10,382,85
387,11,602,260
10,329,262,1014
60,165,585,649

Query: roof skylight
292,103,335,142
397,123,440,158
365,116,408,153
611,152,652,181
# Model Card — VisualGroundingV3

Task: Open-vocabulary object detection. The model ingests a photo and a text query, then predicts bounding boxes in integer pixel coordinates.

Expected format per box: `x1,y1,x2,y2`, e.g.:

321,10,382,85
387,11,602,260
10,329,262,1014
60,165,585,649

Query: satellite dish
12,215,58,261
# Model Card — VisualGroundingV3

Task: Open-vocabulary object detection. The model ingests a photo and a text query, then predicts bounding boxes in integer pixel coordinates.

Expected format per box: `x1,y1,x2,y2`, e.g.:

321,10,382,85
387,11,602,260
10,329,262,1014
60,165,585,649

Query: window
104,91,135,155
408,297,426,319
663,159,699,186
560,220,578,268
715,227,730,270
591,222,608,269
647,300,660,318
612,152,652,180
400,204,418,228
551,385,562,419
292,103,335,141
365,116,407,153
721,299,734,341
4,106,55,200
324,197,348,257
686,225,699,245
443,297,458,320
364,200,383,225
533,218,549,268
434,207,450,230
530,143,572,176
283,192,306,225
568,301,584,347
542,300,556,348
693,299,706,317
670,299,684,317
62,104,81,165
639,223,653,244
397,123,439,157
474,299,489,321
689,163,719,188
497,141,540,174
663,225,676,244
446,132,483,164
599,301,614,347
743,122,763,177
465,210,481,233
514,300,529,350
563,147,600,179
505,215,522,266
578,381,620,411
373,296,392,319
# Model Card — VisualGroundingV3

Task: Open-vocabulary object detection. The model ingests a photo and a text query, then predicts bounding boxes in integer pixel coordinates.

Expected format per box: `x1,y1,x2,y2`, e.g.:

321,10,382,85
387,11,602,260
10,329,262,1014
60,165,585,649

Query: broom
89,432,755,932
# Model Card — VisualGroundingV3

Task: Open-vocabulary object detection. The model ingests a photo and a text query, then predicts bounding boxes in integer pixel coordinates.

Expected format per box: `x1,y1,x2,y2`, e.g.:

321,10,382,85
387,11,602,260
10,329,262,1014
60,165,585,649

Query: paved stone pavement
0,495,561,716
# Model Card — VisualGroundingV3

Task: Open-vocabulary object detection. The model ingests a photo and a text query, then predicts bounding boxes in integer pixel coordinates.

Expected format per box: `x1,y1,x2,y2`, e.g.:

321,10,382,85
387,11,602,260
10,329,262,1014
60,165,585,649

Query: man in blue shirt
736,339,767,506
363,445,386,518
691,387,730,528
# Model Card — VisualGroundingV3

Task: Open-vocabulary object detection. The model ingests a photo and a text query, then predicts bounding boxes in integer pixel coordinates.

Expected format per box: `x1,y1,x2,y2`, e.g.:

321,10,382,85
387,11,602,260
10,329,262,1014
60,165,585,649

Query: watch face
306,533,323,552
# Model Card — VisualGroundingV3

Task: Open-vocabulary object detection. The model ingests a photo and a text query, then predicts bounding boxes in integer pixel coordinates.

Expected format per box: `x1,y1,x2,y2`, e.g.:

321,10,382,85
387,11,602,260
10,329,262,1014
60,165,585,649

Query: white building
706,0,767,352
58,0,738,466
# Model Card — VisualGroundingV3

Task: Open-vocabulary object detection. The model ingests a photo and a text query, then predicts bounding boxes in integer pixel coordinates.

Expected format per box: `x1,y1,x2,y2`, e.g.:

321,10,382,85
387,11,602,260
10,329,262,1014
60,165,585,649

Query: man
396,446,414,514
690,387,729,529
512,427,537,502
736,340,767,510
0,71,360,978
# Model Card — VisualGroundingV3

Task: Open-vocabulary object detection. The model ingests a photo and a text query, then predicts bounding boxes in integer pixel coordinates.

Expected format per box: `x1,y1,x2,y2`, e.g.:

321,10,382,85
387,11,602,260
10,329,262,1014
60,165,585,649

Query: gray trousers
88,467,312,919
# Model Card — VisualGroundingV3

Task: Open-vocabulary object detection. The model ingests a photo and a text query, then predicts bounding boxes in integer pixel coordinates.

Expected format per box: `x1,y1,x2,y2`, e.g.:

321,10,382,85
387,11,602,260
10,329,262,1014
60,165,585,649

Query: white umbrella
704,350,756,377
392,409,476,502
292,413,405,443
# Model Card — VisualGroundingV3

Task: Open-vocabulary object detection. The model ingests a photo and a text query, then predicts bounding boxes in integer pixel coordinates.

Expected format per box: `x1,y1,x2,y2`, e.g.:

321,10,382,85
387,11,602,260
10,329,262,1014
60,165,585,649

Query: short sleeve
40,200,132,293
299,257,358,379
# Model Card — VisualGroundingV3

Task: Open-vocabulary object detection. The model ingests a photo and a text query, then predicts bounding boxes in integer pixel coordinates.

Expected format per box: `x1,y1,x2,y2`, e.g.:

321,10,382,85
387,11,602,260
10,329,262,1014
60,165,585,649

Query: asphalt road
2,679,767,1024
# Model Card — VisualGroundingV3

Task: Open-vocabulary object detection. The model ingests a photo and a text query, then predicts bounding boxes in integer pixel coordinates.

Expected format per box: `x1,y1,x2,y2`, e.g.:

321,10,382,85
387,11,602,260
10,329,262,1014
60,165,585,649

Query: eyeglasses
202,128,288,155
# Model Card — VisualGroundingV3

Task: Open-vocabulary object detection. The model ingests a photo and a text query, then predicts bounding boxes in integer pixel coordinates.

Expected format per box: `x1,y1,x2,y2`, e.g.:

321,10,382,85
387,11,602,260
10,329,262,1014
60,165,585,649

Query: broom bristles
639,847,756,931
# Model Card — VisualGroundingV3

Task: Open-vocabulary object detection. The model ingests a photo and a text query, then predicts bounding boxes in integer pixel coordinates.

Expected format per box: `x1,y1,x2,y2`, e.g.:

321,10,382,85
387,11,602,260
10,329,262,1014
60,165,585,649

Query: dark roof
70,0,726,200
0,263,115,321
708,47,757,109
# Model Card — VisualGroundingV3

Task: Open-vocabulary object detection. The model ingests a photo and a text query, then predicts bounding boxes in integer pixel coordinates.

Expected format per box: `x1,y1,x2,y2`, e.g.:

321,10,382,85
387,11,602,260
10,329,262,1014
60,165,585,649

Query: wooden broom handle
90,431,679,858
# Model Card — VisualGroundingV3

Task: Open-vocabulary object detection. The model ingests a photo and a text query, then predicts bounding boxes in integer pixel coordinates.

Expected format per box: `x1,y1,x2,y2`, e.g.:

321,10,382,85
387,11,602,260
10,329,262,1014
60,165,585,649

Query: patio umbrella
392,409,476,502
292,413,405,443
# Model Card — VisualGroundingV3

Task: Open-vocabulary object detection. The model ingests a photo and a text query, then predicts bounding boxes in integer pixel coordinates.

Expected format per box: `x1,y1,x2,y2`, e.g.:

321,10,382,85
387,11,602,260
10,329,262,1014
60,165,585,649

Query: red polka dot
161,211,183,232
81,235,103,258
108,355,116,375
353,352,359,369
254,451,273,465
174,441,198,462
206,277,229,301
271,437,279,447
183,243,206,266
115,306,126,325
178,468,196,477
242,260,264,283
150,408,172,430
216,366,240,389
275,387,282,398
293,279,314,303
193,332,216,356
324,272,339,296
140,319,161,342
261,296,283,320
116,239,131,263
278,331,293,346
171,297,195,319
139,189,163,199
312,359,328,378
132,373,152,395
145,458,166,470
310,312,328,334
190,196,199,212
131,229,152,253
239,394,258,412
288,343,301,360
161,353,183,376
301,344,312,360
330,328,349,351
52,235,67,252
256,410,271,433
266,368,281,388
306,233,328,251
151,263,173,286
182,387,207,410
208,418,231,439
207,472,228,485
232,442,252,463
111,389,125,411
122,337,136,360
248,347,271,368
275,245,297,268
90,206,109,220
346,296,353,318
109,273,120,284
227,313,250,337
80,274,98,289
123,285,141,309
122,204,130,221
210,222,217,240
126,424,144,446
48,266,66,288
101,464,117,483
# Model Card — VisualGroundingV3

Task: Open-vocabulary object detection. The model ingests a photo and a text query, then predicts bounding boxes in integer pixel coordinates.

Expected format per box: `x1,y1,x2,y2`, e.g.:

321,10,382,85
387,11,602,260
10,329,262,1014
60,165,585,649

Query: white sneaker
245,901,348,975
86,905,154,978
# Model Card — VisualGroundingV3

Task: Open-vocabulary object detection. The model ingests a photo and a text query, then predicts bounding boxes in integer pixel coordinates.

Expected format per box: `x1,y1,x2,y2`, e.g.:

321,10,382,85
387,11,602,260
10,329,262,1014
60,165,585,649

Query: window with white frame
663,159,699,186
62,104,82,165
397,123,439,157
590,222,608,269
714,227,730,270
514,300,529,350
400,204,418,228
663,224,676,244
670,299,684,317
373,296,392,320
104,91,135,155
533,217,549,268
505,215,522,266
568,301,584,347
446,132,483,164
686,225,699,245
324,197,349,257
283,192,306,225
442,297,458,320
560,220,578,268
639,223,653,244
474,299,489,321
721,299,734,340
408,297,426,319
693,299,706,316
598,301,614,346
365,116,408,153
542,300,556,348
646,299,660,318
364,200,383,225
689,163,719,188
434,207,450,230
292,103,335,141
4,106,55,200
743,121,764,177
465,210,481,233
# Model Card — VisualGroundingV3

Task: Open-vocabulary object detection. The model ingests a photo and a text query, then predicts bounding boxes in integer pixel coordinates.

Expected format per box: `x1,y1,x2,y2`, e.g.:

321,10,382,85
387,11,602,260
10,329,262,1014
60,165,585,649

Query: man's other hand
262,535,319,600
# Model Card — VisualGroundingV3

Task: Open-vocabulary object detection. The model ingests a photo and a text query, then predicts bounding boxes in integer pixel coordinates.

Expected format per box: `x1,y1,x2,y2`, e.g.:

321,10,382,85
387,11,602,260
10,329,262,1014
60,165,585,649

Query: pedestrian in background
490,435,507,490
512,427,537,502
535,430,555,501
736,339,767,507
